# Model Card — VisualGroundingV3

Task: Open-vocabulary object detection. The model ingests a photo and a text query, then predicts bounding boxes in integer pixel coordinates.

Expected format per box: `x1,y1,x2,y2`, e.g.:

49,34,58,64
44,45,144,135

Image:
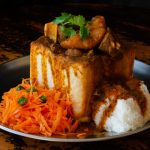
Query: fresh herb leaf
69,15,86,27
16,85,25,91
26,87,37,93
53,12,90,39
79,25,90,40
18,96,28,106
60,26,76,38
53,12,72,24
40,95,47,103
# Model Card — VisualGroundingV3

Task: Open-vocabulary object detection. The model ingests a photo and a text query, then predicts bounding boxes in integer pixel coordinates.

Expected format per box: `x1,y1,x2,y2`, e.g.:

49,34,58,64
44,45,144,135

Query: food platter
0,55,150,142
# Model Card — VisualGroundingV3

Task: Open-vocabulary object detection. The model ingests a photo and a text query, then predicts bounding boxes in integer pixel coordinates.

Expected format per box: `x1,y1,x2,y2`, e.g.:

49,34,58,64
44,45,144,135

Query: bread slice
30,36,102,119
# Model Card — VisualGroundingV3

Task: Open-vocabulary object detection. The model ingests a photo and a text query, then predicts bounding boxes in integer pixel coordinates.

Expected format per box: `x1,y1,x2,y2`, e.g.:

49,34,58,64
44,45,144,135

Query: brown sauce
126,79,147,115
98,100,117,129
30,43,38,84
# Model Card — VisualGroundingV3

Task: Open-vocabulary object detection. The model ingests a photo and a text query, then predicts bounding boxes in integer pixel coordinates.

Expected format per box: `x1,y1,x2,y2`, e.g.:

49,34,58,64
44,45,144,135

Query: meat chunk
99,28,121,57
44,16,107,50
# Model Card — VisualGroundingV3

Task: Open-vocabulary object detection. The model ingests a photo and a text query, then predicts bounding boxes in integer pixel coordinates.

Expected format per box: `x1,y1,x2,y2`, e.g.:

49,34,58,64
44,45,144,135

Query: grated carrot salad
0,79,78,136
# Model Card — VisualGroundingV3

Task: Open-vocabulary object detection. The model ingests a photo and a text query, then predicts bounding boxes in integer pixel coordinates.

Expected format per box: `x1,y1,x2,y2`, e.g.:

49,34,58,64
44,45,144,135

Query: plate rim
0,122,150,142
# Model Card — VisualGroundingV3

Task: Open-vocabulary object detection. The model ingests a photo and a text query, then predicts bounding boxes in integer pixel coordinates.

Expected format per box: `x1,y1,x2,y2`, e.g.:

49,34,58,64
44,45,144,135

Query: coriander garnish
60,26,76,38
53,12,90,40
79,25,90,40
53,12,72,24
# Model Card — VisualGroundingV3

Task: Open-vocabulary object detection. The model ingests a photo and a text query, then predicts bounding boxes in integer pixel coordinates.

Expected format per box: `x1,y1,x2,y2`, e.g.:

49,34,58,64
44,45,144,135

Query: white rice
140,83,150,122
104,98,144,133
93,82,150,133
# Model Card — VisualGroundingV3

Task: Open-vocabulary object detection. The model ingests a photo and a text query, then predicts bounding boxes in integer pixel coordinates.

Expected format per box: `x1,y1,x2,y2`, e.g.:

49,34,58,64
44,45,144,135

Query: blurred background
0,0,150,8
0,0,150,64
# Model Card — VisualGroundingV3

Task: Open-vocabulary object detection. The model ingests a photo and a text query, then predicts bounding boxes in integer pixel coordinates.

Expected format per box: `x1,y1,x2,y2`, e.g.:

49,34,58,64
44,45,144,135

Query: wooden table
0,3,150,150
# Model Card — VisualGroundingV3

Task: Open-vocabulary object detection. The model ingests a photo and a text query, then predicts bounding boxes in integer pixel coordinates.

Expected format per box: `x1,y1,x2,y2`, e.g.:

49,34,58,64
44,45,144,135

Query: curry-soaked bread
30,36,103,119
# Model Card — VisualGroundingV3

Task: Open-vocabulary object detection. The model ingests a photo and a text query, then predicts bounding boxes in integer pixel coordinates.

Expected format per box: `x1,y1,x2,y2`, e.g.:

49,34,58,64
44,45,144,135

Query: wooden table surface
0,3,150,150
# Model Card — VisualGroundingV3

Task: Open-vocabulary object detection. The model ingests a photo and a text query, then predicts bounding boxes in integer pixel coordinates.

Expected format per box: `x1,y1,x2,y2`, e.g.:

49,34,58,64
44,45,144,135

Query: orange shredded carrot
0,79,78,136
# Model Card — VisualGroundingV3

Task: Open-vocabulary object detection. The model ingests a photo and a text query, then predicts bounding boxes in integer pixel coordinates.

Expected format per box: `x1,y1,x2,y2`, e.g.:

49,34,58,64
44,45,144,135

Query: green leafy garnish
79,25,90,40
60,26,76,38
53,12,90,40
53,12,72,24
69,15,86,27
40,95,47,103
26,87,37,93
18,96,28,106
16,85,25,91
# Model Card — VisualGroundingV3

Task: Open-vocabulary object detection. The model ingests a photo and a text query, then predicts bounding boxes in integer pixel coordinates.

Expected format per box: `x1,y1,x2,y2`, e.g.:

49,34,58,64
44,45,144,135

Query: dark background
0,0,150,8
0,0,149,64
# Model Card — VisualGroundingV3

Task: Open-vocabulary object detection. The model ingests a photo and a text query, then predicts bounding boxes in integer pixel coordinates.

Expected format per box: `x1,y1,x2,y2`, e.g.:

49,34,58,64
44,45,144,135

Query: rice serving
93,81,150,133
